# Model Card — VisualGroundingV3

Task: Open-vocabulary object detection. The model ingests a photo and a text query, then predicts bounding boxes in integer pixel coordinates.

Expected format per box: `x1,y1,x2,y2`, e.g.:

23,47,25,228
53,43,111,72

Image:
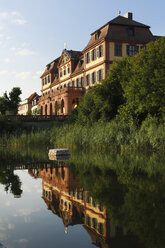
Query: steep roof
41,57,60,78
58,49,82,67
83,14,153,52
27,92,38,103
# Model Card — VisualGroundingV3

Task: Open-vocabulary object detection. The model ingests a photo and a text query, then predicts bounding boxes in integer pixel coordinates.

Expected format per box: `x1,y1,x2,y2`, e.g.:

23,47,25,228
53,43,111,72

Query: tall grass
0,129,50,147
51,117,165,151
0,116,164,150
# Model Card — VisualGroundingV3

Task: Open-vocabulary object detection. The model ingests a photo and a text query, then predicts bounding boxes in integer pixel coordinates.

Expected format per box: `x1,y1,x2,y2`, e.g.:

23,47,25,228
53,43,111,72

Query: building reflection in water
28,163,130,248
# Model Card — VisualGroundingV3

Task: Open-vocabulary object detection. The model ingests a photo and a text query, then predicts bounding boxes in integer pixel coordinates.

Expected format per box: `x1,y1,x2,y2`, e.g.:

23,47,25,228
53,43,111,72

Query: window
64,84,66,88
92,72,96,84
72,80,75,87
68,67,70,73
68,81,71,87
42,79,44,86
97,45,103,58
64,69,66,75
127,45,139,56
97,69,103,81
115,44,122,56
45,77,47,84
128,27,134,36
95,31,100,40
86,74,90,86
60,71,62,77
81,77,84,87
78,78,81,87
140,45,146,50
76,78,79,87
48,75,50,83
91,49,96,61
85,52,90,64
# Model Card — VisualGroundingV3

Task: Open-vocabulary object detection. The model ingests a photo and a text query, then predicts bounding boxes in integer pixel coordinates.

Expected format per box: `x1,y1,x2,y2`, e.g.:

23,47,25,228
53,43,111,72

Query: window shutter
81,77,84,87
94,72,96,83
101,45,103,57
89,74,91,85
88,52,90,63
136,46,139,53
94,49,97,59
126,45,130,55
85,54,87,64
86,75,88,86
97,70,99,81
91,50,93,61
101,69,103,80
97,47,99,58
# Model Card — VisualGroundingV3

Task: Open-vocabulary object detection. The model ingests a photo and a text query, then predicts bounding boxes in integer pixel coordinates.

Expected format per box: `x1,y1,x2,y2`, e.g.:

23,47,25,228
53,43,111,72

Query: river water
0,148,164,248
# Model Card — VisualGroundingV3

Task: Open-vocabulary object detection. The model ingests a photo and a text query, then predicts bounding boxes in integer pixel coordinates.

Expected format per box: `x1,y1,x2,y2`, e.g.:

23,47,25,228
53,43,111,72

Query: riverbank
0,116,164,151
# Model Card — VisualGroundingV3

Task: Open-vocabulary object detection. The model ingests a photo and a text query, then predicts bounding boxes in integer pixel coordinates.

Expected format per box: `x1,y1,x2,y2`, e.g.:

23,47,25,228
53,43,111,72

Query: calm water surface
0,149,164,248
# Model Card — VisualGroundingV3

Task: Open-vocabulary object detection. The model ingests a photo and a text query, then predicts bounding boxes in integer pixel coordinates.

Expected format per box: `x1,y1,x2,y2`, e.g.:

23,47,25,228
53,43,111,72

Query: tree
77,58,127,124
0,97,8,115
119,38,165,123
0,87,22,115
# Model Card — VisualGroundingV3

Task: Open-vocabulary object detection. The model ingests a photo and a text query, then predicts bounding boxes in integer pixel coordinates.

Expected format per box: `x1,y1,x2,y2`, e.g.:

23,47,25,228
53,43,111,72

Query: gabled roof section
58,49,82,67
58,49,71,67
41,57,59,78
83,24,109,52
27,92,39,103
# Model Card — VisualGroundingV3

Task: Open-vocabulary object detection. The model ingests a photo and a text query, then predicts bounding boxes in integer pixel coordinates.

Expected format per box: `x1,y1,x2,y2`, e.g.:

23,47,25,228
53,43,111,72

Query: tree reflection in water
0,166,22,197
0,149,164,248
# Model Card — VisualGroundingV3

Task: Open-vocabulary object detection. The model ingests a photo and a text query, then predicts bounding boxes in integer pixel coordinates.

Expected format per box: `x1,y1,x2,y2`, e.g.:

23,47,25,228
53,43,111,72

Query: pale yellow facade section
86,209,105,223
85,45,104,70
71,73,84,83
59,64,71,81
42,82,51,90
109,42,144,61
85,64,104,77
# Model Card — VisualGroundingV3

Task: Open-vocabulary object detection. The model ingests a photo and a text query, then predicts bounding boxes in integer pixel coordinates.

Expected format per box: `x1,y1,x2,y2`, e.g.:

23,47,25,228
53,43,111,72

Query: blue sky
0,0,164,100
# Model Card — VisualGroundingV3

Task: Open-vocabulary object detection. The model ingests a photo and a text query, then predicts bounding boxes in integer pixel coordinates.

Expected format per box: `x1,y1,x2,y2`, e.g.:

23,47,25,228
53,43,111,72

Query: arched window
55,101,58,115
41,106,43,115
61,99,64,114
50,103,52,115
45,104,47,115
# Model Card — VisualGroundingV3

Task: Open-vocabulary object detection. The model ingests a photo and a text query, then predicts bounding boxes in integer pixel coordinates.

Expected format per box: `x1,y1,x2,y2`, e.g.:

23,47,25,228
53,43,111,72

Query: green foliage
0,87,22,115
77,59,126,124
119,38,165,123
54,101,61,113
0,97,8,115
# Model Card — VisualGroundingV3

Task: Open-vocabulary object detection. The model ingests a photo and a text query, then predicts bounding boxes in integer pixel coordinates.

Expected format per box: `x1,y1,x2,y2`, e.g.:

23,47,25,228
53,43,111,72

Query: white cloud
10,47,17,51
12,18,27,25
6,36,12,40
13,208,41,217
15,72,31,80
4,58,10,63
15,48,35,56
0,70,8,75
0,12,9,19
0,34,4,38
0,11,27,25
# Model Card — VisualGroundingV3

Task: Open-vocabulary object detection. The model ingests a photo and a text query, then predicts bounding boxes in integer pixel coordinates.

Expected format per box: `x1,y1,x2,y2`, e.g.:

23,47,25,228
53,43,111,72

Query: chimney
124,12,133,20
